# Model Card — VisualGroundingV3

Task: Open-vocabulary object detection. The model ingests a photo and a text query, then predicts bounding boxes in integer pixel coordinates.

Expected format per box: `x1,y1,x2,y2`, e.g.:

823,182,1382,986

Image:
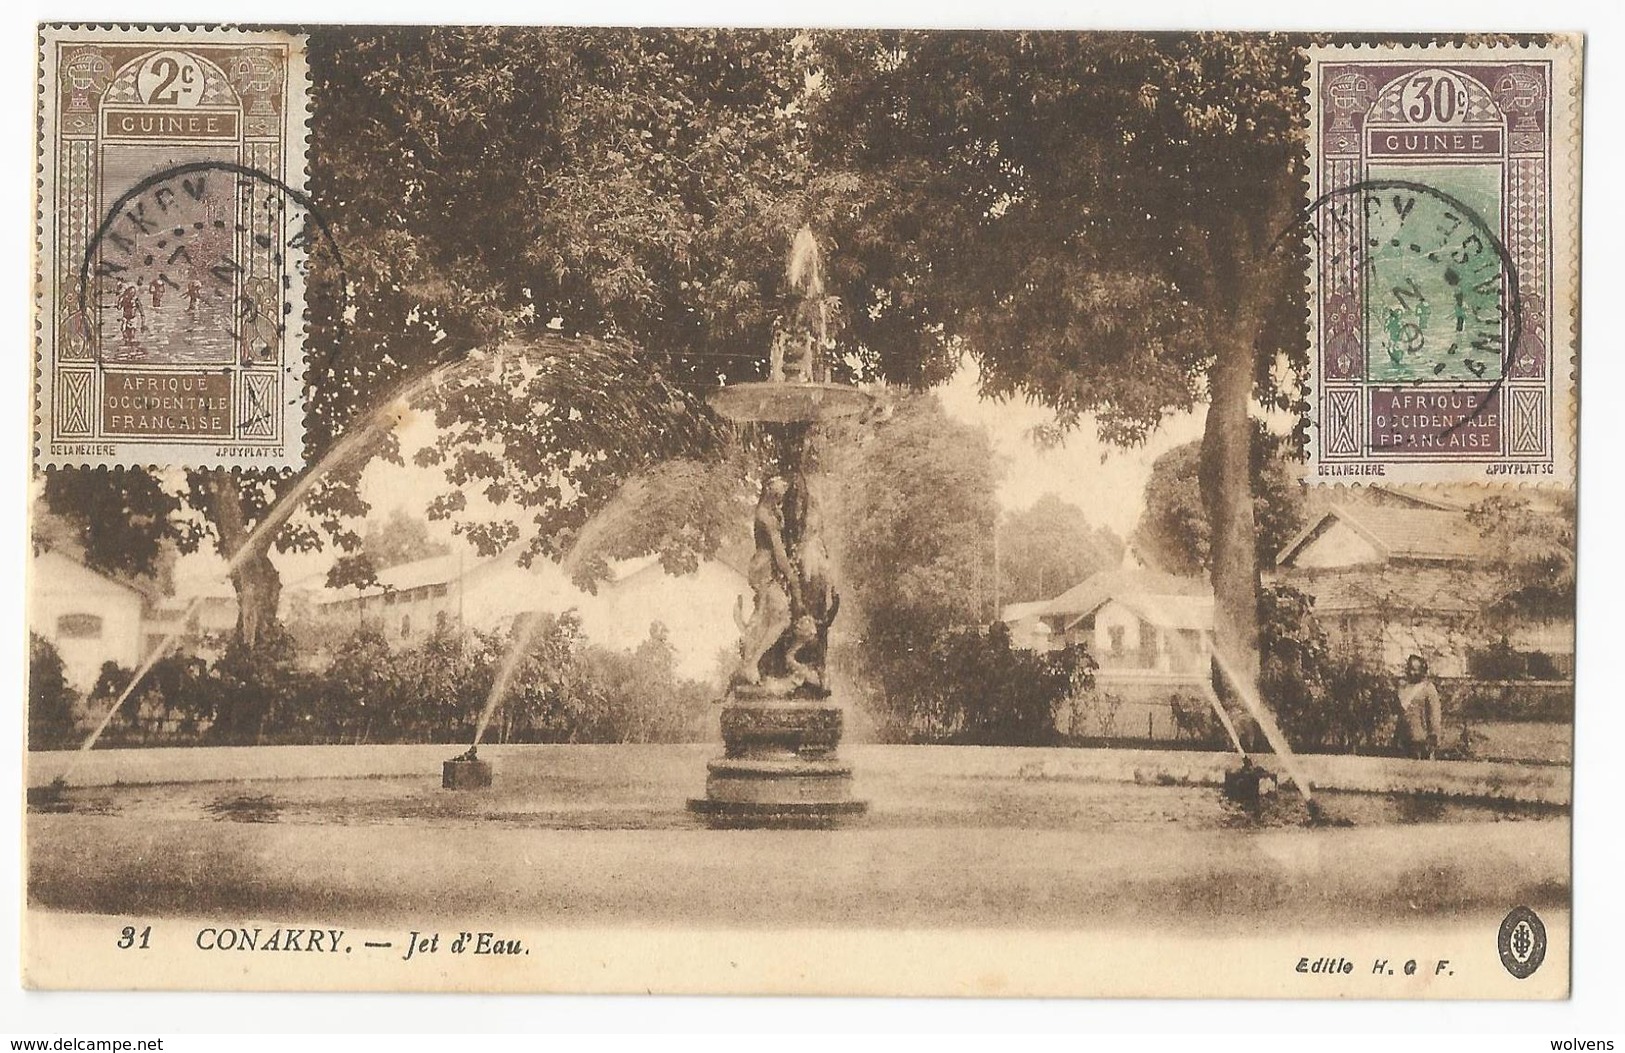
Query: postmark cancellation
35,25,311,470
1304,41,1579,486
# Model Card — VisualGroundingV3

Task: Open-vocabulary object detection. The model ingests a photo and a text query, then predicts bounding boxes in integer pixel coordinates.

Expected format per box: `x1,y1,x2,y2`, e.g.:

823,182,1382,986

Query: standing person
147,276,165,308
1396,654,1443,760
1384,306,1405,366
185,277,203,313
116,280,143,346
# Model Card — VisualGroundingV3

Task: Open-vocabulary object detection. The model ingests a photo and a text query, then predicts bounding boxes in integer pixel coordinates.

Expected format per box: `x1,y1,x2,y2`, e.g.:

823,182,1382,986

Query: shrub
1318,658,1401,754
1168,691,1226,746
1468,638,1527,680
1257,585,1399,755
209,626,315,743
319,626,399,742
574,623,712,743
866,621,1095,746
1450,679,1573,723
27,633,79,749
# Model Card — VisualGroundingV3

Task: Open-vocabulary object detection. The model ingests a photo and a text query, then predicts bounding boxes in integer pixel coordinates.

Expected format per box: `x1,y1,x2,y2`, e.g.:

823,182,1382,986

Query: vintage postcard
35,25,311,471
23,27,1581,999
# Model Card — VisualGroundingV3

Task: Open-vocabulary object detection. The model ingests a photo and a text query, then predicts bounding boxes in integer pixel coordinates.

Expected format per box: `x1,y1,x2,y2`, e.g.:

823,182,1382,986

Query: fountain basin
719,700,843,756
689,700,866,827
25,743,1568,937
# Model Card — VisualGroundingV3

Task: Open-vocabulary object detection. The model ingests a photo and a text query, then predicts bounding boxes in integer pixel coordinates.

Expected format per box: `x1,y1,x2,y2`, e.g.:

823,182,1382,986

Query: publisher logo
1498,906,1547,979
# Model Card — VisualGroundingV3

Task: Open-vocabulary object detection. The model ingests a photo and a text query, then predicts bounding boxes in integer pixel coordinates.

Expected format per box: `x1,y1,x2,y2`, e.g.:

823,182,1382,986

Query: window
1108,625,1126,655
57,613,103,639
400,614,412,638
435,610,450,632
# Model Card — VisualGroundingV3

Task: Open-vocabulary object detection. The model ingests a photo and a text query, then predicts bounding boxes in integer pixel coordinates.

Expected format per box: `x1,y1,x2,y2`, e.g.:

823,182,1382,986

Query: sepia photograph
20,22,1585,1006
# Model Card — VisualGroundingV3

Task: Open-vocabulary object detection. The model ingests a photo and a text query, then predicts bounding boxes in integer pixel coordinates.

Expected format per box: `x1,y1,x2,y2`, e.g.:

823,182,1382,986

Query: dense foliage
824,393,1001,712
27,634,79,750
33,620,710,748
42,31,1320,671
998,495,1124,604
1133,428,1308,576
1256,585,1399,754
866,622,1095,746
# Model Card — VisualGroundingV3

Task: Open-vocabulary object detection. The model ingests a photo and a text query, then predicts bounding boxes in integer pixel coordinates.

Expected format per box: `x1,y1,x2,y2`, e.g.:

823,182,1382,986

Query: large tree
1133,430,1308,578
802,32,1310,681
824,393,1002,711
44,28,817,647
998,495,1123,604
46,31,1330,692
312,28,828,581
38,468,179,586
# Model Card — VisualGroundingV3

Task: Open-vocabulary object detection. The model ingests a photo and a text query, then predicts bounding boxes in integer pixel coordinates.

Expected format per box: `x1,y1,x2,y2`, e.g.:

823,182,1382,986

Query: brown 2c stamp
36,26,313,470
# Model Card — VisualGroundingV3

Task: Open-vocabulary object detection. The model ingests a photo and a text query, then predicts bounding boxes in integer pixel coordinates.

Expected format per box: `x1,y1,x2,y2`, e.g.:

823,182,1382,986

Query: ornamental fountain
686,226,873,828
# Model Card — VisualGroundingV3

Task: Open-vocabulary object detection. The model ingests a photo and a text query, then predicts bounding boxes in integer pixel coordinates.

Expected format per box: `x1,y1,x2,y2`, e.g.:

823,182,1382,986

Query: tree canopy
362,509,451,571
825,392,1001,698
998,495,1123,604
1133,430,1307,577
45,30,1331,684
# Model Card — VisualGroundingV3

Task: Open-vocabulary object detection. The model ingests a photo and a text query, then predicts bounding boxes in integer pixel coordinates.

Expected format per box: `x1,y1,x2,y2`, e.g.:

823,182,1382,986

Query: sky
933,361,1206,536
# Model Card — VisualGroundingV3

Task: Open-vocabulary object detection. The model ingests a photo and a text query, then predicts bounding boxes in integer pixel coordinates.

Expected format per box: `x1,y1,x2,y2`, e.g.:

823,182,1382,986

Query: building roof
1000,599,1051,624
1034,567,1209,621
1077,592,1214,632
373,551,470,592
1276,505,1501,567
1283,564,1495,614
1000,567,1213,635
32,549,151,600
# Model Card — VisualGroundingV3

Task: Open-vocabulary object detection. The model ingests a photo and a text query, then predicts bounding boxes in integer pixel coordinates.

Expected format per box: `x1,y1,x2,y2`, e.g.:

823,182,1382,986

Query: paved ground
26,743,1569,931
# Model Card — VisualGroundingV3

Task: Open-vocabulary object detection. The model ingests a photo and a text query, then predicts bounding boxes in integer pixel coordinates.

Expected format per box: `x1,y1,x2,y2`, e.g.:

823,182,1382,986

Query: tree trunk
1199,308,1263,685
207,469,282,649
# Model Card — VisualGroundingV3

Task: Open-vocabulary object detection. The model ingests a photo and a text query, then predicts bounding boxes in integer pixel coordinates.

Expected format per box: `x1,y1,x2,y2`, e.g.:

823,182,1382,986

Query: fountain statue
687,226,872,827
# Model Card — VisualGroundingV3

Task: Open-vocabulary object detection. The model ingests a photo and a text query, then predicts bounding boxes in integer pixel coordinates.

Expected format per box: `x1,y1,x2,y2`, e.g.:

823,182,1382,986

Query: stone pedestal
688,700,866,828
442,755,492,789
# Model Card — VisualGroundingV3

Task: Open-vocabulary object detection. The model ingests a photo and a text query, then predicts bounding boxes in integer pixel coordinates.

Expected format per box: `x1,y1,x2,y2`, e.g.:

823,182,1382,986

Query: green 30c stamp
1305,43,1579,485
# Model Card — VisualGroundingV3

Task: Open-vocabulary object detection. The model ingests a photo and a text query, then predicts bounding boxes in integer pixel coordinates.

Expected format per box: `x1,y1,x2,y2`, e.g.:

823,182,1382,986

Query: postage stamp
1304,43,1579,485
35,25,311,470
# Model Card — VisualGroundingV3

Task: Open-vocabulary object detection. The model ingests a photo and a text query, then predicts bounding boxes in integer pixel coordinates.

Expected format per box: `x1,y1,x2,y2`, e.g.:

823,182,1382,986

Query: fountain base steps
687,700,867,828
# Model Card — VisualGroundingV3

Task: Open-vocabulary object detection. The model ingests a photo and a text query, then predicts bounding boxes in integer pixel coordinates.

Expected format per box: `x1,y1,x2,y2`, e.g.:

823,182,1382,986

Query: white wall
1288,518,1384,568
575,560,745,682
30,552,146,689
1091,600,1148,668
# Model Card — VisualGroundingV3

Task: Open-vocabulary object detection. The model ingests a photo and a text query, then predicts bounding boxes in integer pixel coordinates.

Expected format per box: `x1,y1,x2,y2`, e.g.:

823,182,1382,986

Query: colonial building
29,550,149,689
291,546,748,681
1002,565,1216,741
1004,566,1212,666
1272,503,1574,679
